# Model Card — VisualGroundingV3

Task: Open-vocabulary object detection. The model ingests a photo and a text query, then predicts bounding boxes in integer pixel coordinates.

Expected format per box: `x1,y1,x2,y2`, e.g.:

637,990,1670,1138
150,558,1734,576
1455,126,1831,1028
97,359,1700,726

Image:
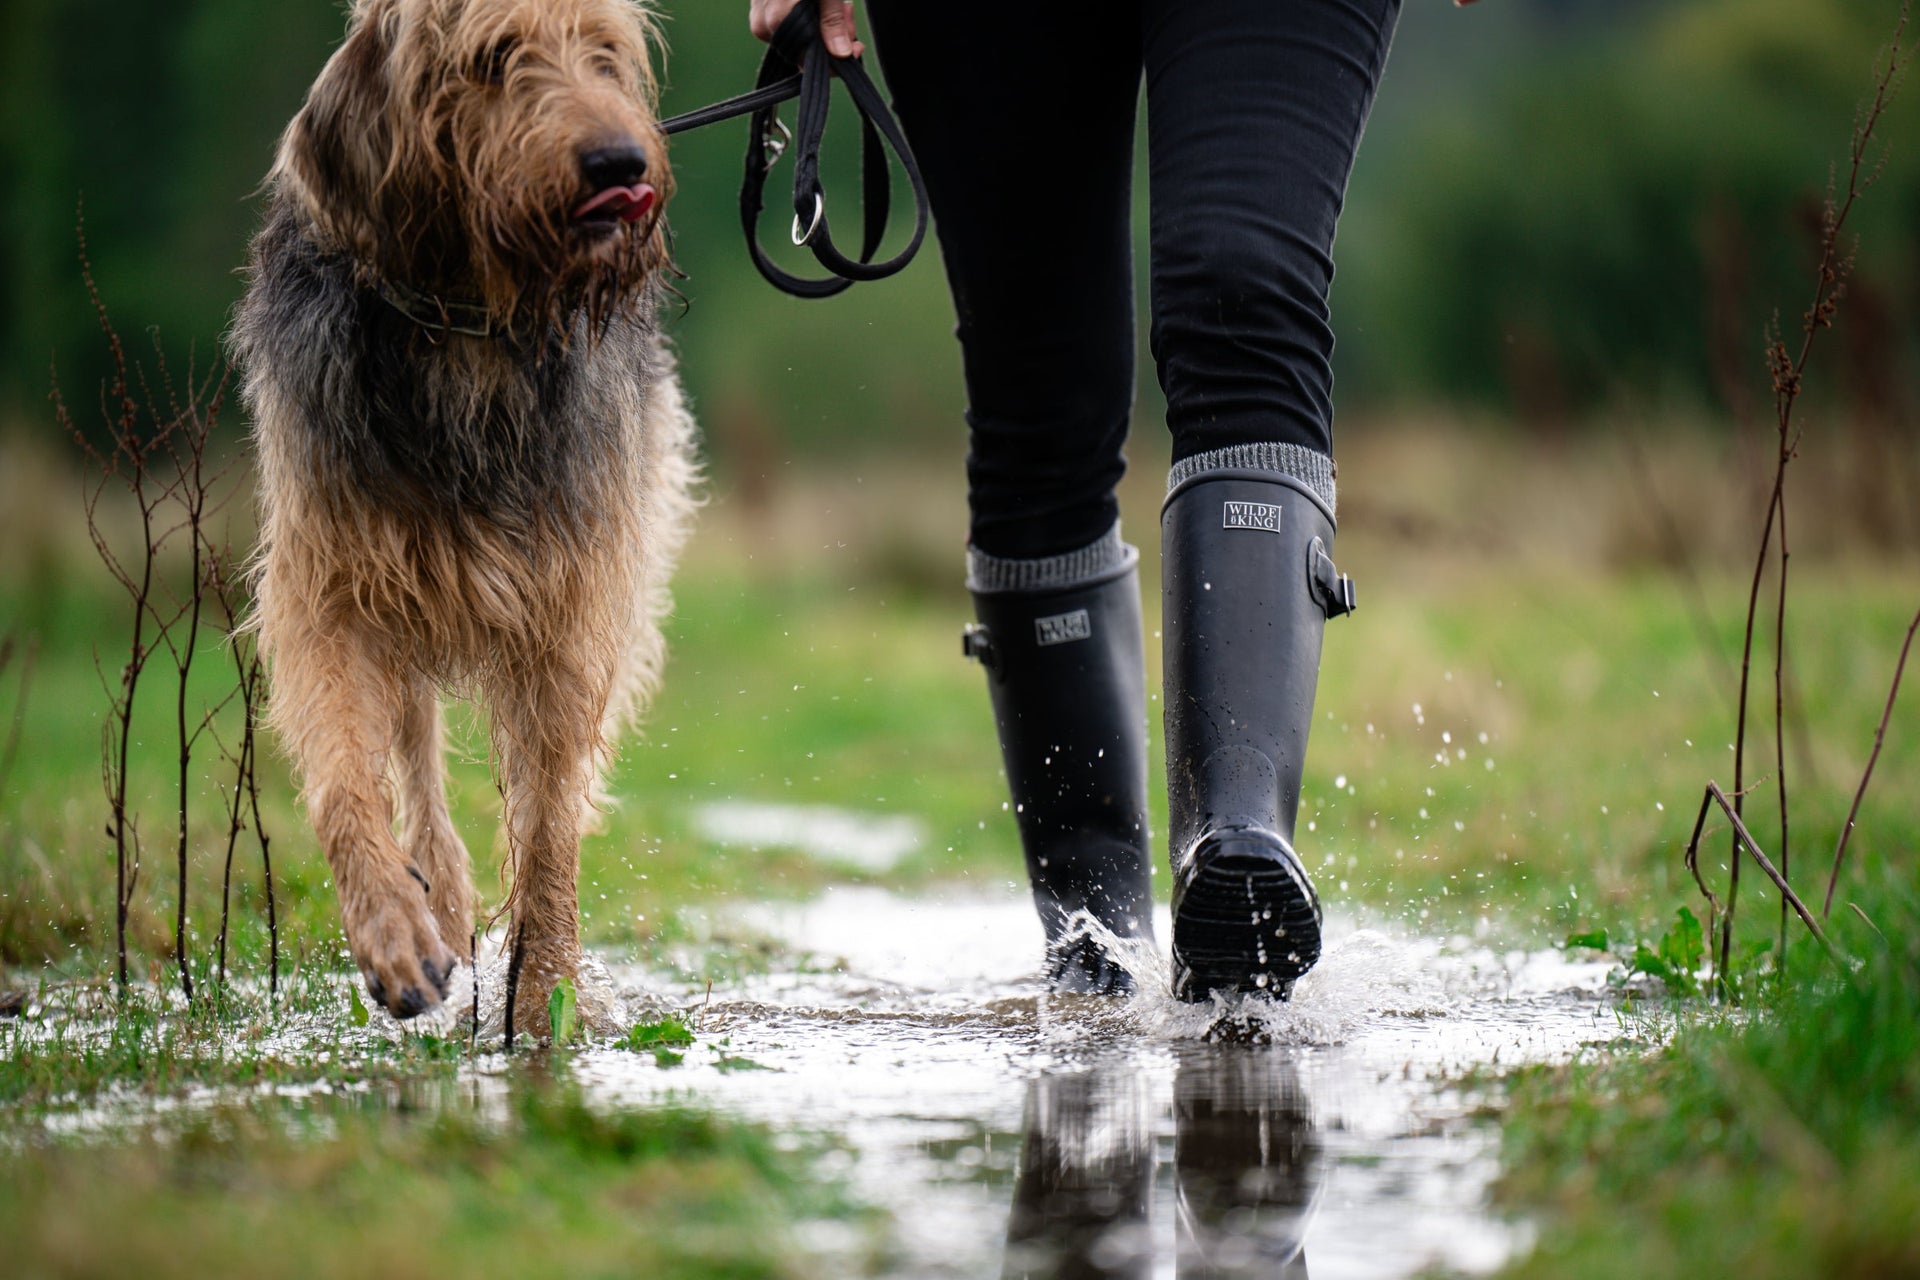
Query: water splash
424,950,644,1044
1050,913,1453,1046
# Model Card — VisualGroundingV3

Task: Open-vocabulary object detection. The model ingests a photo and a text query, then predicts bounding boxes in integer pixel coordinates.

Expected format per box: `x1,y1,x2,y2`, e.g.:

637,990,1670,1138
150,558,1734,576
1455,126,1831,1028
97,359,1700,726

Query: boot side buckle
1308,537,1357,619
962,623,998,670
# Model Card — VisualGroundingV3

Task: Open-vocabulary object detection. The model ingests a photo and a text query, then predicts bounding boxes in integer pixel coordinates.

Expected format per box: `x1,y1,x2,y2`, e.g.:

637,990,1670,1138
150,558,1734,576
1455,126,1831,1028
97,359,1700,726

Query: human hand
749,0,865,58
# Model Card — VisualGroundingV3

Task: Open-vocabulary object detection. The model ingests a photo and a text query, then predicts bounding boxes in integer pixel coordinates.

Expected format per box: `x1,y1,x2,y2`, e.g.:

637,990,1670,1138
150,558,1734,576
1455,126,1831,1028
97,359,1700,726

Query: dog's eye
477,36,519,85
594,47,622,79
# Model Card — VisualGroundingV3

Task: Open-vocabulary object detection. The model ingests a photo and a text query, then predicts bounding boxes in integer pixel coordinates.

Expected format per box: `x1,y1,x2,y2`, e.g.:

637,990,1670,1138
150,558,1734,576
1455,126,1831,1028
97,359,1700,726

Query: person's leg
866,2,1156,988
1145,0,1399,473
865,0,1143,559
1143,0,1399,1000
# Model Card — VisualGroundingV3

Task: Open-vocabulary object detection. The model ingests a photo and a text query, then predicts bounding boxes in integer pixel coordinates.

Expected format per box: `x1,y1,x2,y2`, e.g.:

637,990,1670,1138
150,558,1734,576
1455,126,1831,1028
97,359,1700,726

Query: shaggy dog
233,0,697,1031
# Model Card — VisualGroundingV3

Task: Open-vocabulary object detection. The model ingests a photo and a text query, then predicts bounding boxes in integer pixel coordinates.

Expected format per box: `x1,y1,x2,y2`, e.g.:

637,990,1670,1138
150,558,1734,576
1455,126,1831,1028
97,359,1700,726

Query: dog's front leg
394,679,480,957
268,617,460,1018
489,654,609,1039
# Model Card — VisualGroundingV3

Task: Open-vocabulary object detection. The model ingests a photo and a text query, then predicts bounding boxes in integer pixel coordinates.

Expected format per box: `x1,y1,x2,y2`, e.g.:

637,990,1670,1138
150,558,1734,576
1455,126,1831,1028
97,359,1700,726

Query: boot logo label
1223,500,1284,533
1034,609,1092,646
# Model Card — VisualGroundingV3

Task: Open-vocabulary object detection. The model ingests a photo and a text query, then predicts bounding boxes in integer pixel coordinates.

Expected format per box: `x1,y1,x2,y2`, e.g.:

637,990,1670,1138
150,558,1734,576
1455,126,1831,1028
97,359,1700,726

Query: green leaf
348,984,370,1028
548,979,578,1045
651,1048,685,1068
1627,942,1673,985
622,1018,694,1051
1659,905,1705,977
1564,929,1610,951
714,1051,773,1074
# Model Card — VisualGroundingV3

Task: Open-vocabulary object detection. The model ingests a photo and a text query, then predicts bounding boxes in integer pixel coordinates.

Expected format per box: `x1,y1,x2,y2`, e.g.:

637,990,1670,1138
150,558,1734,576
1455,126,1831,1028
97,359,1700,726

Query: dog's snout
580,143,648,190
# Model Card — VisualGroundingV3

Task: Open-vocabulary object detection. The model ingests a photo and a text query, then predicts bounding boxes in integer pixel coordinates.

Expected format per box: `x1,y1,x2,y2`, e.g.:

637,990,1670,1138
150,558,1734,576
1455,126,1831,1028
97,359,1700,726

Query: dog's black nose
580,143,648,190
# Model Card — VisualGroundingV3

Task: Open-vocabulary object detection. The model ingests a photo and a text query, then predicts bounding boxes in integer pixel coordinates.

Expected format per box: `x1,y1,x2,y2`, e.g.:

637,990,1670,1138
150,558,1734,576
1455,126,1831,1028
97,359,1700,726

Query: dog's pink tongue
572,183,657,223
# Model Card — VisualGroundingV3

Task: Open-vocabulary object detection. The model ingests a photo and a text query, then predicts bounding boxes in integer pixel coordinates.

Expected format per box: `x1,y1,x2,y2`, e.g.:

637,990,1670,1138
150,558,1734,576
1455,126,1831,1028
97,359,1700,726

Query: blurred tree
1335,0,1919,424
2,0,1911,451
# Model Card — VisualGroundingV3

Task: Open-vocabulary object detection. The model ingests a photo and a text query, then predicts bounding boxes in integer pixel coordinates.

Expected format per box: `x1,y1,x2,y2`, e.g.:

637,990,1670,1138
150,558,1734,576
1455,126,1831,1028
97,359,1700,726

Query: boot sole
1172,832,1322,1003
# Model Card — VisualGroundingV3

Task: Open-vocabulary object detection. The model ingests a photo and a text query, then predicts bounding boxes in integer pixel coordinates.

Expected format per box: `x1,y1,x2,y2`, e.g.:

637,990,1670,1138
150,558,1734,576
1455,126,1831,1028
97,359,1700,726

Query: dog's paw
348,868,462,1020
503,937,583,1042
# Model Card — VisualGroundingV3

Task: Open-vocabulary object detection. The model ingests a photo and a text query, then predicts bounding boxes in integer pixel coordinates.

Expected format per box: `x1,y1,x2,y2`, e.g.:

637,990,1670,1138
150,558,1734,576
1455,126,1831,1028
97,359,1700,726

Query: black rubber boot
1162,472,1355,1002
964,551,1155,994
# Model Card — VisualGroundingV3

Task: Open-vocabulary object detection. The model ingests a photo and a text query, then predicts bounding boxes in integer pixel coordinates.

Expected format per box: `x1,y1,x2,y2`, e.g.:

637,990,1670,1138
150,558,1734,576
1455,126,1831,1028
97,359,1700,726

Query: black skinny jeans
865,0,1400,561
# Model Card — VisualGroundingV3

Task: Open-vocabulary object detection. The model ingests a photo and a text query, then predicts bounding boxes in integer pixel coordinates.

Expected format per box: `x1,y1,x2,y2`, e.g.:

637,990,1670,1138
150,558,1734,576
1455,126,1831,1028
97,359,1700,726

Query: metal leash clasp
761,115,791,174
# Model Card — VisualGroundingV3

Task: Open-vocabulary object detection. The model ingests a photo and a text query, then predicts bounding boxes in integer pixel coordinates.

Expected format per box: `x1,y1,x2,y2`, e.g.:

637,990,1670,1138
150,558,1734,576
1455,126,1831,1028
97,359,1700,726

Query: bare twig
55,218,175,992
1823,601,1920,917
56,214,267,1000
1772,462,1792,969
504,922,527,1051
1687,781,1833,960
1721,3,1908,977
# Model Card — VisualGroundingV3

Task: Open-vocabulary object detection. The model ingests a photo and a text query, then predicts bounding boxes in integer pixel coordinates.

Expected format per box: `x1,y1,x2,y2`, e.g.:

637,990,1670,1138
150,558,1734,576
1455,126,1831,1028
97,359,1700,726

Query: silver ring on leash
792,191,824,246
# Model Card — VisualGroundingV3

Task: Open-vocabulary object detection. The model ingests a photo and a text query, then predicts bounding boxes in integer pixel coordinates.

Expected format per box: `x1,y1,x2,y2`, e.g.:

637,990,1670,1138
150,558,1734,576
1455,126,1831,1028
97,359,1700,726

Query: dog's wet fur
233,0,697,1032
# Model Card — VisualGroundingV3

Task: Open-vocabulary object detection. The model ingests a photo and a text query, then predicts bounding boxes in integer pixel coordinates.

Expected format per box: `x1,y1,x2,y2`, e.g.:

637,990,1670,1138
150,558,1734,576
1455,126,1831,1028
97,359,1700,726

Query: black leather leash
660,4,928,299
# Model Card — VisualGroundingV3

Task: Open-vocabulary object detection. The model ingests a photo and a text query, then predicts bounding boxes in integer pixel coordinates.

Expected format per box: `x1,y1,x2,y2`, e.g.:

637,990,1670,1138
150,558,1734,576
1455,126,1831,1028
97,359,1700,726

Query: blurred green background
3,0,1919,975
4,0,1918,452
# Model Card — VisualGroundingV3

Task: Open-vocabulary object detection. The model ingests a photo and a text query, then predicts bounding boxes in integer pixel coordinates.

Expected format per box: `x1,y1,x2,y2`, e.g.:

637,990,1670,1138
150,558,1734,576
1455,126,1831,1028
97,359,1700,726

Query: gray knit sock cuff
966,521,1135,594
1166,443,1336,515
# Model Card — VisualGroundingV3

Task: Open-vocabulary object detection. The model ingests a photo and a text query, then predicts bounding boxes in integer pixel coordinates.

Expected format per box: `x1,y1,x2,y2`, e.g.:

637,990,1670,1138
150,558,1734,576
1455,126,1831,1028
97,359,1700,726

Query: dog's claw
365,974,389,1010
393,986,429,1018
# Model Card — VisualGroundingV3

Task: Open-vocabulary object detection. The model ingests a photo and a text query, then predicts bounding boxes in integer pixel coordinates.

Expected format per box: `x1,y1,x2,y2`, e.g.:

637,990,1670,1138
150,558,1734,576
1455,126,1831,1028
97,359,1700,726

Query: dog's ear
274,4,396,258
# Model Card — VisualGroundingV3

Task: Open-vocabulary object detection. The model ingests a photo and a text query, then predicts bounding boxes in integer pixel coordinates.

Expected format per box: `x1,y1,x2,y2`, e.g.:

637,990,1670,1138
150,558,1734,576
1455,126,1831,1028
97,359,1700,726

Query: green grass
0,968,469,1109
0,1083,881,1280
1489,872,1920,1280
0,974,879,1279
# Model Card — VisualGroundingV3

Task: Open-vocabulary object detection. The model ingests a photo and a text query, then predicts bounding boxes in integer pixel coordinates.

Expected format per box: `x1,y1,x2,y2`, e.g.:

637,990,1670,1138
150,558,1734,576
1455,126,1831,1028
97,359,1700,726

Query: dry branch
1719,2,1908,978
56,219,270,1000
1823,602,1920,917
1687,782,1832,968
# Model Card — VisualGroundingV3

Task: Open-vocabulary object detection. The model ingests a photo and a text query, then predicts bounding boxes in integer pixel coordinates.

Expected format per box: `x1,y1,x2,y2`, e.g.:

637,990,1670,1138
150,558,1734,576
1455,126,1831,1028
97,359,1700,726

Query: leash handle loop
659,4,929,300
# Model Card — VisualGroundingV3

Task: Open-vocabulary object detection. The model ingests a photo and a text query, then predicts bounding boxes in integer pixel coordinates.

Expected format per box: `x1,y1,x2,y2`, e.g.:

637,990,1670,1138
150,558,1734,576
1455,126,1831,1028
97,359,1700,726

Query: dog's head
275,0,672,330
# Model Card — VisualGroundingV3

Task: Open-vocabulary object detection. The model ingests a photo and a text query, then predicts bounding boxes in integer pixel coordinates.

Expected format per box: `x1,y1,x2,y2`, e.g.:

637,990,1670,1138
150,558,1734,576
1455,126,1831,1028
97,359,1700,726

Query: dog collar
374,276,497,338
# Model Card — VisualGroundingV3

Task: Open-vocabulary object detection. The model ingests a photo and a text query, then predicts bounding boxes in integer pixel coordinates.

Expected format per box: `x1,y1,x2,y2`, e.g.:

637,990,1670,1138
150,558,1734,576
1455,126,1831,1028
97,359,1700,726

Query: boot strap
1309,537,1357,619
961,623,998,671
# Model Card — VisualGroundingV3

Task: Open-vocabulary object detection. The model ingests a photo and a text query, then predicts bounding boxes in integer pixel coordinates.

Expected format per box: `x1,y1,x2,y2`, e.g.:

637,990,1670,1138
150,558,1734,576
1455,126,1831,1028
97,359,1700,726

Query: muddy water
566,887,1621,1279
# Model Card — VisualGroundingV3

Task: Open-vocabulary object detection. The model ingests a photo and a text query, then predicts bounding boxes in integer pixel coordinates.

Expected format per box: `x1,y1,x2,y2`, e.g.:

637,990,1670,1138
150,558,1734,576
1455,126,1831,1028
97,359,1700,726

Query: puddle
692,800,926,872
568,887,1623,1279
8,886,1627,1278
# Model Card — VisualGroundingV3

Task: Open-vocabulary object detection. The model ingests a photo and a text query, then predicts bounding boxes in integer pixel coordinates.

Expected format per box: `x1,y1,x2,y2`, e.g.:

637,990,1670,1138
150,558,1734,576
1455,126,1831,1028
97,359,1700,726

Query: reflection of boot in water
1174,1048,1322,1279
1002,1070,1154,1280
